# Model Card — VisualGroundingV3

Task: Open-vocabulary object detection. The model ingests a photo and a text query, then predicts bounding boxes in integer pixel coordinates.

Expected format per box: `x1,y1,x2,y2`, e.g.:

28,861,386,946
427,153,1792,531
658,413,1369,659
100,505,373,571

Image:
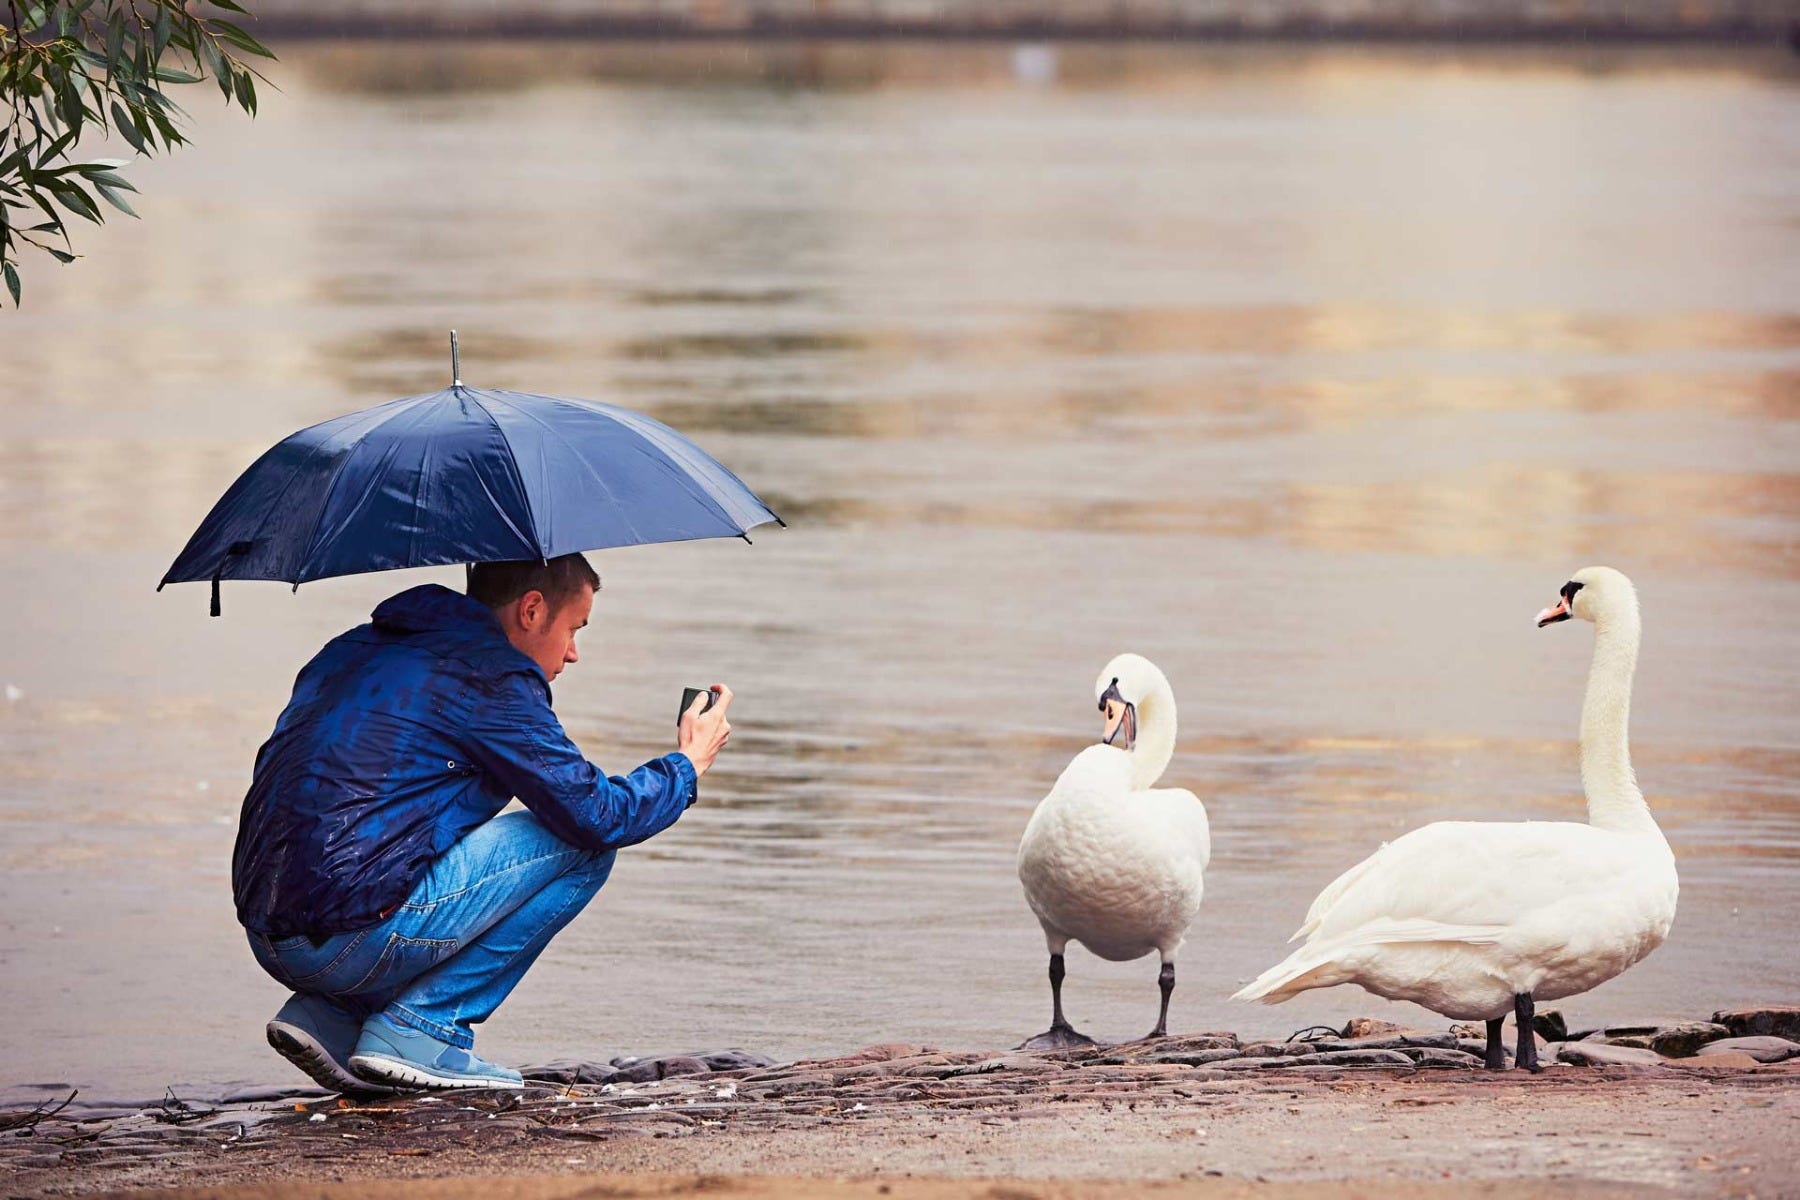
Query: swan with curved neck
1017,654,1211,1048
1233,567,1678,1072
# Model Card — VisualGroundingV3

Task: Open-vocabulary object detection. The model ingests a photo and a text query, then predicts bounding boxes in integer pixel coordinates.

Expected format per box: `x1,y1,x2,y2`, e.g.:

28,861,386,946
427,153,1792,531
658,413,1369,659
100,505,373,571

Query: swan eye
1561,580,1585,602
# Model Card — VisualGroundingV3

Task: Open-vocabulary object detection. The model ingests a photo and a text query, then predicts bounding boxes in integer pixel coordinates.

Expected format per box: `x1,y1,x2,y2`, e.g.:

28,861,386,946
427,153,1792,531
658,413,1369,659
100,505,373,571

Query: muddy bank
6,1009,1798,1198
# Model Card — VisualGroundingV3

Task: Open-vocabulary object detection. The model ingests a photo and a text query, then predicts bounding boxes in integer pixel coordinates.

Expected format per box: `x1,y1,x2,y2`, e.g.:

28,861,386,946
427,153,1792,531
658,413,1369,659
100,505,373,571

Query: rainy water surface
1,41,1797,1095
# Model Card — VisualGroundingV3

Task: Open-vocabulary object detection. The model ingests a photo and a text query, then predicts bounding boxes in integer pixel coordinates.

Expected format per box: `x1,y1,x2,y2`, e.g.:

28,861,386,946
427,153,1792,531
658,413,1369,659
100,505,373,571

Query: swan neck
1580,606,1655,834
1130,682,1176,790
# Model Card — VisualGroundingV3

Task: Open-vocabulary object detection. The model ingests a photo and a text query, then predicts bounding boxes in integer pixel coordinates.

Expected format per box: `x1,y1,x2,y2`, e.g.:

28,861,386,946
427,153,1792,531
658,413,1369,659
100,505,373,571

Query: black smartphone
679,686,718,724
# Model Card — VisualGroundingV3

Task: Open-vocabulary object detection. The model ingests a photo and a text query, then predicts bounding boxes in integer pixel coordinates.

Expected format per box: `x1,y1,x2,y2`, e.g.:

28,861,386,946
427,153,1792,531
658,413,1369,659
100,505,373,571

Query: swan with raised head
1017,654,1211,1048
1232,567,1679,1071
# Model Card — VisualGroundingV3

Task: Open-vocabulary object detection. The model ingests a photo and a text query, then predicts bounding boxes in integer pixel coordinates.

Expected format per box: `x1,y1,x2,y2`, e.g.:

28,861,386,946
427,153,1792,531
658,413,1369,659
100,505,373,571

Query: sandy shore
7,1028,1798,1199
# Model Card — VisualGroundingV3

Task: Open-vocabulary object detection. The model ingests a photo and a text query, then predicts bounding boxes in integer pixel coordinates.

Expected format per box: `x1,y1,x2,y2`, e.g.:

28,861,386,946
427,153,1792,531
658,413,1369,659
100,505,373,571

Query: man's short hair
467,554,600,613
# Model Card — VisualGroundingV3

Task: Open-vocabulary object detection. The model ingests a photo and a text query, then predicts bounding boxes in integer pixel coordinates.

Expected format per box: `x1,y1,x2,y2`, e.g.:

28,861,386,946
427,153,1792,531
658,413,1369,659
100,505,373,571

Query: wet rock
1286,1049,1416,1068
1681,1052,1763,1070
1341,1017,1410,1039
1696,1036,1800,1063
1305,1033,1460,1054
219,1084,331,1104
1154,1033,1239,1053
1403,1048,1486,1069
1148,1048,1242,1067
1647,1023,1731,1058
697,1050,776,1072
940,1055,1056,1078
1532,1010,1569,1042
524,1061,623,1085
1712,1006,1800,1042
1552,1042,1669,1068
611,1055,711,1083
818,1044,937,1067
1581,1025,1659,1045
1218,1048,1414,1070
1238,1041,1310,1058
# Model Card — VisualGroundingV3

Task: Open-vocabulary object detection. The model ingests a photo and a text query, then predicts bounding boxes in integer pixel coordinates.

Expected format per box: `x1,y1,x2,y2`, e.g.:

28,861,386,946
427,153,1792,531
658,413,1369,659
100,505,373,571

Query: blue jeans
247,811,615,1049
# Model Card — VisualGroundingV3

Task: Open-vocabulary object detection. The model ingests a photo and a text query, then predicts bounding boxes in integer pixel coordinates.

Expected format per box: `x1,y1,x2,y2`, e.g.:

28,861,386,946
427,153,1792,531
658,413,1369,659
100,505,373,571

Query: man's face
508,584,595,682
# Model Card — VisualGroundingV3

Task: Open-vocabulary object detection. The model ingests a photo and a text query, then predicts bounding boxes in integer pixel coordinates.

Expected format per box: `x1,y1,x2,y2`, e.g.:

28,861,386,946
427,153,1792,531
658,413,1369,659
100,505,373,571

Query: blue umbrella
161,339,783,614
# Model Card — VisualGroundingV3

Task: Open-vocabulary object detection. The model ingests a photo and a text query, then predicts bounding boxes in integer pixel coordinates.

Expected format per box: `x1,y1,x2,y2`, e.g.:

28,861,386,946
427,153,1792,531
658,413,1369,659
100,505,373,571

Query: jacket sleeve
459,667,697,853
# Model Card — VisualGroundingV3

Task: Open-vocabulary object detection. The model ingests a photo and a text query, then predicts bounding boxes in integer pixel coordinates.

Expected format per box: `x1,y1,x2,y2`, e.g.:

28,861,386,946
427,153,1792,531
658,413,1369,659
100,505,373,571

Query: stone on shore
1712,1006,1800,1041
1647,1022,1732,1057
1553,1041,1669,1068
1682,1052,1765,1070
1695,1036,1800,1063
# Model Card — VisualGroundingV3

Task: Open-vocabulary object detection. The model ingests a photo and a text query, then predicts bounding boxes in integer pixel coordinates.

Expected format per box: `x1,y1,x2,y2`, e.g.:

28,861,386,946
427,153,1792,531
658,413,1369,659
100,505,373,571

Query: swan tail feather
1233,918,1509,1004
1290,845,1391,942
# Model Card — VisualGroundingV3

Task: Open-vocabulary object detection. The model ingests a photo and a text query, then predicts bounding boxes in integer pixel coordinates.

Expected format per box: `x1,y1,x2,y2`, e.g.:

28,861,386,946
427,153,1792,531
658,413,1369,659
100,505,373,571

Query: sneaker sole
348,1051,524,1091
267,1021,400,1098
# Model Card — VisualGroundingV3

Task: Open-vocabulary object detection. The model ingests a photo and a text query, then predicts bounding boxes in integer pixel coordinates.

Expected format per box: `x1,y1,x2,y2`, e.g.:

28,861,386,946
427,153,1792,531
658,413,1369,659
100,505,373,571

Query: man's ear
517,589,548,631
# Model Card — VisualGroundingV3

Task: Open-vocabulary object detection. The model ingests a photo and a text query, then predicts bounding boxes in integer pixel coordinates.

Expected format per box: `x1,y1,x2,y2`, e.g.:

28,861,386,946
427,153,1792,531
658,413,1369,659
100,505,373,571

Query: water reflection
0,40,1796,1087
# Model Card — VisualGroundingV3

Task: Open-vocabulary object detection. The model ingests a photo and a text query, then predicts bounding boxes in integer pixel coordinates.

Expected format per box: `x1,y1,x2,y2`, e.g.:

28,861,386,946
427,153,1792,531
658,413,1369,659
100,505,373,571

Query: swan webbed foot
1513,993,1543,1073
1019,1023,1098,1051
1483,1016,1509,1070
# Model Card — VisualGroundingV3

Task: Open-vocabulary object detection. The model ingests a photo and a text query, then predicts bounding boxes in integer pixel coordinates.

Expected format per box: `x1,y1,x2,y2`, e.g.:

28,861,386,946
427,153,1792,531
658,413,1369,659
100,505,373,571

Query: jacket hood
372,584,504,638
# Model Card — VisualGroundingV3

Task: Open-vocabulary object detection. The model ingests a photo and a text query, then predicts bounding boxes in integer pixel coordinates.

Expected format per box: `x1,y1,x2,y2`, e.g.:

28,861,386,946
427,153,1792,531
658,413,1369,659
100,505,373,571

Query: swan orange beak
1102,699,1137,751
1536,597,1571,627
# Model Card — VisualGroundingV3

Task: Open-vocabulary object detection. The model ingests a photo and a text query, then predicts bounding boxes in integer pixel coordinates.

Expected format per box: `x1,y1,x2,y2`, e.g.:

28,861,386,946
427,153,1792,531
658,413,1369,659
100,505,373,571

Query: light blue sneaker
348,1013,524,1090
266,994,399,1098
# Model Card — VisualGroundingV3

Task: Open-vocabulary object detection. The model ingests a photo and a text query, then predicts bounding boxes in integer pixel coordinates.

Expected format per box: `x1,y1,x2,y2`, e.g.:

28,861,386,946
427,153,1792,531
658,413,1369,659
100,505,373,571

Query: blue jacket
232,584,697,937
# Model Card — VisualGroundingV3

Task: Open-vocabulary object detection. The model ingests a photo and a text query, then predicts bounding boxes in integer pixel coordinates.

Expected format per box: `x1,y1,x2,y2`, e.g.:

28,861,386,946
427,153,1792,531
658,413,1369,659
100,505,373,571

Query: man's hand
678,684,732,777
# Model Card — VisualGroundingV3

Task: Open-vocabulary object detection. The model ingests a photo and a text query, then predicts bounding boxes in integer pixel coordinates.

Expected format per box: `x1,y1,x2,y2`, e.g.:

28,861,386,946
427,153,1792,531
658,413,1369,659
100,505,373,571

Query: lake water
1,41,1797,1097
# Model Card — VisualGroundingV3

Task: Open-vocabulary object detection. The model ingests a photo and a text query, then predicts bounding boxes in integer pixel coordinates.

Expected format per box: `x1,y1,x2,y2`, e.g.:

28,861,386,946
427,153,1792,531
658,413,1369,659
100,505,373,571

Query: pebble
1712,1006,1800,1042
1695,1036,1800,1063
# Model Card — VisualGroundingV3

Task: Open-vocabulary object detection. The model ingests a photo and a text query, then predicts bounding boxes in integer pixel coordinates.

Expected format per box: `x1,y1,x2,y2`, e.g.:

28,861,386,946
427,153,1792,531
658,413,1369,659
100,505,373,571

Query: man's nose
566,642,579,663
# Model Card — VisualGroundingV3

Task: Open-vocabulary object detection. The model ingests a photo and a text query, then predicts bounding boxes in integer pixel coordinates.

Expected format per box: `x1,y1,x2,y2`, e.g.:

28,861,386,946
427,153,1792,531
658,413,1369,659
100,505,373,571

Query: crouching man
234,553,730,1092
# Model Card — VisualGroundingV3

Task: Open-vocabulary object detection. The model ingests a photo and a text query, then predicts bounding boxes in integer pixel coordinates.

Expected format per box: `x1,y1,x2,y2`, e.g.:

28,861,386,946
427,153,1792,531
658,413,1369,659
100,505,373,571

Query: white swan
1232,567,1679,1071
1017,654,1212,1048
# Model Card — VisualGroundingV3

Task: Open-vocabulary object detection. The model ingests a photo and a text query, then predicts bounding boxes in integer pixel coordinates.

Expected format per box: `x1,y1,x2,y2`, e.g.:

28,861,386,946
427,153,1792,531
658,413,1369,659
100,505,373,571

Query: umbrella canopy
161,384,783,614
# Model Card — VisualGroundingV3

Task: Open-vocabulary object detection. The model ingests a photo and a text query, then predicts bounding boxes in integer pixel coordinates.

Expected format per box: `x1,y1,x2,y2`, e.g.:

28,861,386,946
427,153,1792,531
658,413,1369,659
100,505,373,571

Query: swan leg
1482,1017,1508,1070
1513,993,1542,1073
1148,961,1175,1039
1019,953,1096,1051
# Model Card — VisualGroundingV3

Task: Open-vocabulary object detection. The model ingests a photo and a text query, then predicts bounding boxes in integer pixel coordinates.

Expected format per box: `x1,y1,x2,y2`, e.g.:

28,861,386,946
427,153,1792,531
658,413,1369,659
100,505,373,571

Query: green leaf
232,68,257,114
4,262,19,306
109,102,148,153
151,68,201,84
210,20,274,59
48,179,103,224
95,180,137,217
207,0,251,13
105,18,126,73
81,168,137,191
196,36,228,93
33,129,77,169
47,247,76,263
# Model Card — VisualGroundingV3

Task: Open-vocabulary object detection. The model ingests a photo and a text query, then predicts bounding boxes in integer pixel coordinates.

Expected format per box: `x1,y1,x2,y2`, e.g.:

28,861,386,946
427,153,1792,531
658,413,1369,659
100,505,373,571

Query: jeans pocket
342,934,460,1001
252,928,371,992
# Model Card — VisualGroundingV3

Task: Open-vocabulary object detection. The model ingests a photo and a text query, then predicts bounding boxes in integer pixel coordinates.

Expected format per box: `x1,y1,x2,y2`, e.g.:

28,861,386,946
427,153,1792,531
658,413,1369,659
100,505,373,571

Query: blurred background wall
242,0,1800,42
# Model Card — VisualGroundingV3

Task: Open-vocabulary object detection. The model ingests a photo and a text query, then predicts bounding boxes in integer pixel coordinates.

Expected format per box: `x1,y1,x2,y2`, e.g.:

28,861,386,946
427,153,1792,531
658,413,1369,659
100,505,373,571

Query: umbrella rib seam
468,389,547,561
292,396,437,583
